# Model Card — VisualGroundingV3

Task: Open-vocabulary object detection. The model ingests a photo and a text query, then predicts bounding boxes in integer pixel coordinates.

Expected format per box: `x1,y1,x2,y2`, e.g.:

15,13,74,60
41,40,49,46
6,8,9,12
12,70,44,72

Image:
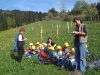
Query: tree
48,12,53,20
71,0,98,21
60,0,66,20
71,0,89,15
96,2,100,15
49,8,58,17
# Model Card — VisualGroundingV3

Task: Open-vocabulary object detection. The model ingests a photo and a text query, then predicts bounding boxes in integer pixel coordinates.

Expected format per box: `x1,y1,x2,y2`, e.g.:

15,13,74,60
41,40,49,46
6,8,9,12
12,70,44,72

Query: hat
42,43,47,46
32,46,35,50
49,46,54,51
36,42,40,45
64,42,69,47
40,44,43,48
71,48,75,53
57,45,62,50
29,43,33,46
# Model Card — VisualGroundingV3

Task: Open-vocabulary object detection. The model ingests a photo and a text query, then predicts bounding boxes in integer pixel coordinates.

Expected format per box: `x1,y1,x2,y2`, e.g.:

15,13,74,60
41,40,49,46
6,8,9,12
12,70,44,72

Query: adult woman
72,17,88,73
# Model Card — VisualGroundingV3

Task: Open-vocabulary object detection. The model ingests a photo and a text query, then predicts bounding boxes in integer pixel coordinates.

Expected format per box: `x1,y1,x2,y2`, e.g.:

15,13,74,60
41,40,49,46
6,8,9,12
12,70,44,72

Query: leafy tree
7,16,15,28
71,0,89,15
96,2,100,15
49,8,58,17
48,12,53,20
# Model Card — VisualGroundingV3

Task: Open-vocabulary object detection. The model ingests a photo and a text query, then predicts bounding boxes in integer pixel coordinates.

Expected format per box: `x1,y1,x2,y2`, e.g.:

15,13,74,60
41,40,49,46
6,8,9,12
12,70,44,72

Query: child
38,44,48,64
42,43,49,55
62,42,70,56
56,45,62,59
24,45,37,58
54,45,62,65
17,28,27,62
27,43,34,52
58,48,75,70
35,42,41,53
48,46,56,64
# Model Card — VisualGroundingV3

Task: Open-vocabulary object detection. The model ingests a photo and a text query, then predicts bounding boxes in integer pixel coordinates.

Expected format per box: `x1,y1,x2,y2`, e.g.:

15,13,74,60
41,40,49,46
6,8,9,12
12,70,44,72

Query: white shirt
18,34,23,41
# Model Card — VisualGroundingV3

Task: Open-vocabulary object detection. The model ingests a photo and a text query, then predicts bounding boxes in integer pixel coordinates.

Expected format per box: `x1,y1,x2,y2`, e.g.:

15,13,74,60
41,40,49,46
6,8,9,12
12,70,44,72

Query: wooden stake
41,25,42,39
67,22,69,32
56,25,58,36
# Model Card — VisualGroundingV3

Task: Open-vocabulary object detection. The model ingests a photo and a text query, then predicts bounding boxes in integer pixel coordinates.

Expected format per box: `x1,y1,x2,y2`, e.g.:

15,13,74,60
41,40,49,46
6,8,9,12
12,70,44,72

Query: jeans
74,42,86,73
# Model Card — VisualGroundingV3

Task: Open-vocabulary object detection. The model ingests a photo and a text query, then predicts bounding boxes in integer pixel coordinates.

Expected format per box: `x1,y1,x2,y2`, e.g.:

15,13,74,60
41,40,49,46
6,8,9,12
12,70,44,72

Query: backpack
13,34,19,51
69,69,84,75
86,57,100,71
40,51,47,59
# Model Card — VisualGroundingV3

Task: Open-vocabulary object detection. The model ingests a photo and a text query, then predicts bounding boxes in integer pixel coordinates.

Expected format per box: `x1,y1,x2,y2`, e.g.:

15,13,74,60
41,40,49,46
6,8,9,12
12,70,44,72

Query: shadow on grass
10,50,18,61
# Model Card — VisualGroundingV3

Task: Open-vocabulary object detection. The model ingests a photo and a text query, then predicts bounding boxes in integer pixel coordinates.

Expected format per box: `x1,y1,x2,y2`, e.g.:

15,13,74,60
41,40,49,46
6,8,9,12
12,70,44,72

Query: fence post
56,25,58,37
67,22,69,32
41,25,42,39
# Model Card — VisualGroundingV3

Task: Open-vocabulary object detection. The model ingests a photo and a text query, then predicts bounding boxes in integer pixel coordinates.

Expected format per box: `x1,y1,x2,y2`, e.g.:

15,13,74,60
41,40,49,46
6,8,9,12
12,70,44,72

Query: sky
0,0,99,12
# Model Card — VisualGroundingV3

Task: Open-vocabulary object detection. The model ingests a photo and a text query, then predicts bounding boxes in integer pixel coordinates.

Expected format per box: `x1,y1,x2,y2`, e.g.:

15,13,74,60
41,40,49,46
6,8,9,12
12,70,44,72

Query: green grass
0,20,100,75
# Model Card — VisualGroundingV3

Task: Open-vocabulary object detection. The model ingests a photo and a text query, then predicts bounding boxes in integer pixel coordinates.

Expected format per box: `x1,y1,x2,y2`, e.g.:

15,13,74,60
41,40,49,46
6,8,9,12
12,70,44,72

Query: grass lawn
0,20,100,75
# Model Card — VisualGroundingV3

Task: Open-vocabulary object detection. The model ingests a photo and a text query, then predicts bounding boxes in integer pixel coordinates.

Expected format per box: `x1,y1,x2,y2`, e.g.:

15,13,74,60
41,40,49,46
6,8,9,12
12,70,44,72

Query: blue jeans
74,42,86,73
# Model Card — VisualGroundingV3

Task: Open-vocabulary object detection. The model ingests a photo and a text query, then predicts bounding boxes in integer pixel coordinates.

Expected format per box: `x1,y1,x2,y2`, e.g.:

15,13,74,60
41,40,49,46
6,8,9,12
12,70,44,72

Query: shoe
44,62,49,65
58,67,64,70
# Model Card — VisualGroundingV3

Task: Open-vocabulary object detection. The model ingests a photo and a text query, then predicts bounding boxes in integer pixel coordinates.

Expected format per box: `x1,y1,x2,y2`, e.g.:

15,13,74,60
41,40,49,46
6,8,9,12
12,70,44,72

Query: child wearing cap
24,45,37,58
38,45,48,64
48,46,56,64
54,45,63,65
62,42,71,57
26,43,33,52
35,42,41,53
56,45,62,59
58,48,75,70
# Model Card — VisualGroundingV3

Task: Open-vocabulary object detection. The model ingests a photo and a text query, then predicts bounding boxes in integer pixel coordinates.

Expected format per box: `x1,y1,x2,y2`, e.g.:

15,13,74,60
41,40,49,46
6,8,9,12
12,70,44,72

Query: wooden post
41,25,42,39
56,25,58,36
67,22,69,32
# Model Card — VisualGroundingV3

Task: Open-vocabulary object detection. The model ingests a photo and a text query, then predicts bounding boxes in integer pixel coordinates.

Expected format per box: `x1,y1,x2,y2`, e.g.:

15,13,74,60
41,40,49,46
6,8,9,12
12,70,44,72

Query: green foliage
0,20,100,75
96,2,100,15
7,16,15,28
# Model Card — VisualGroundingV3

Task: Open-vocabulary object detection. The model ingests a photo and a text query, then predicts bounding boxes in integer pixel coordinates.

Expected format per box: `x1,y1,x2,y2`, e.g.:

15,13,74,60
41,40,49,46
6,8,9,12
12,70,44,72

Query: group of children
21,36,93,71
24,41,76,70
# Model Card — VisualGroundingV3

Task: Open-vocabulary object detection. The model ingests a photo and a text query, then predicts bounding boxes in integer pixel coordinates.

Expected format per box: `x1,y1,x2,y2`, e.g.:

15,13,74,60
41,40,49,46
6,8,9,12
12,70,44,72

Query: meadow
0,20,100,75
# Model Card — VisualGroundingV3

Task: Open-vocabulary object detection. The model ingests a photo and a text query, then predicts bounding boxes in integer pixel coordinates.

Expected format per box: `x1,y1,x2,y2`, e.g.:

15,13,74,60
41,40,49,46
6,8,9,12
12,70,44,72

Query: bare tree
60,0,66,19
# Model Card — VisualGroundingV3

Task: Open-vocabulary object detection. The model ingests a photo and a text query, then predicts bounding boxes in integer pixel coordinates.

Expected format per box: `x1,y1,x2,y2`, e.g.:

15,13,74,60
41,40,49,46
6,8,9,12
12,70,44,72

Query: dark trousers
17,46,24,62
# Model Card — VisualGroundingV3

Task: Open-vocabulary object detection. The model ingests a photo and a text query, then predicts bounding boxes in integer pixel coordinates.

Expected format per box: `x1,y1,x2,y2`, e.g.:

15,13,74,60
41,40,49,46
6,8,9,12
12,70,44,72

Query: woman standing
72,17,88,73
